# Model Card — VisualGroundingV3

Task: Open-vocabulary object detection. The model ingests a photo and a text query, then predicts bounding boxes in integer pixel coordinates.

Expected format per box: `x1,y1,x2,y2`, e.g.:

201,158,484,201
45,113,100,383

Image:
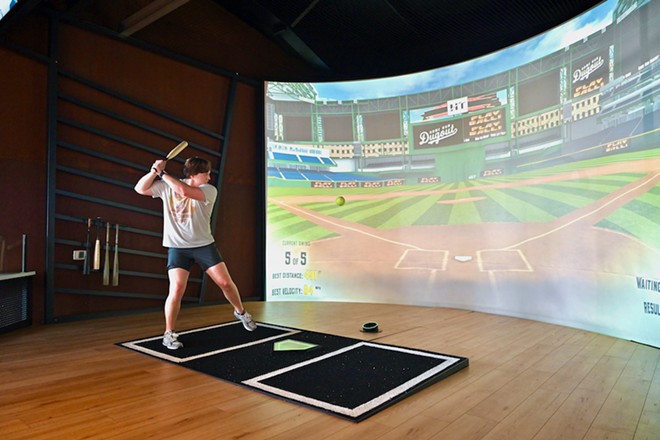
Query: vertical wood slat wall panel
44,23,261,321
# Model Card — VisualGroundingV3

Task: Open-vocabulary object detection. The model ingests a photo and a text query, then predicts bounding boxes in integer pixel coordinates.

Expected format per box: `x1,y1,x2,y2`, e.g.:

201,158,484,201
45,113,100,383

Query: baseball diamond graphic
265,0,660,346
267,155,660,339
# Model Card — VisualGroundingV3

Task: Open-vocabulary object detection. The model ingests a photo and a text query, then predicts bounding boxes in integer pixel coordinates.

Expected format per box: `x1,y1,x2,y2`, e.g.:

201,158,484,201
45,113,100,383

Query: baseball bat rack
76,217,120,287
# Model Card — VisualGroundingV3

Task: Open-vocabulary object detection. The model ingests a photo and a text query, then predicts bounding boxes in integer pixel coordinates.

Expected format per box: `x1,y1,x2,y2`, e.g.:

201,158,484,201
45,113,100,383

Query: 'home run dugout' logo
412,109,507,150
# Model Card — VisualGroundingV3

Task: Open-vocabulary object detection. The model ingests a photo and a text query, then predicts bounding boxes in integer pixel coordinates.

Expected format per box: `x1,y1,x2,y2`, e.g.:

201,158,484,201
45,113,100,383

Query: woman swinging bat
135,155,256,350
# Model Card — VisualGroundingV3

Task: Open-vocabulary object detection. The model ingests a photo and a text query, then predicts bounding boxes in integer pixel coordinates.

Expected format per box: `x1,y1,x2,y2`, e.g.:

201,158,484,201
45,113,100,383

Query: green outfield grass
597,183,660,246
267,148,660,244
267,202,339,243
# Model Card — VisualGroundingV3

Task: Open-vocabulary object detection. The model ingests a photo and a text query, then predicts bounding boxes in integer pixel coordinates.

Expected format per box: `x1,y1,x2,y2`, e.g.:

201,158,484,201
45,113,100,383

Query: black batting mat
119,322,468,422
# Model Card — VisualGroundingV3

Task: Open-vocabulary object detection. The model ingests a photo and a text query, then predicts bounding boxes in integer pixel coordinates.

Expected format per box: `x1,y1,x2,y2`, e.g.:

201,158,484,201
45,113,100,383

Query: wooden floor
1,301,658,439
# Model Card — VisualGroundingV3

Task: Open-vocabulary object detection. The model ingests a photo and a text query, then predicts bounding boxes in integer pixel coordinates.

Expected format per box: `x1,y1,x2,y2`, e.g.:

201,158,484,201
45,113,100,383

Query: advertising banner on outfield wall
264,0,660,349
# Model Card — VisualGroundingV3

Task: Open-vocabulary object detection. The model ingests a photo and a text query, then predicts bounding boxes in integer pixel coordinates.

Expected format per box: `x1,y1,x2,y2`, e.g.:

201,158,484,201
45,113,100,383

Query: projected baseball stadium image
265,0,660,347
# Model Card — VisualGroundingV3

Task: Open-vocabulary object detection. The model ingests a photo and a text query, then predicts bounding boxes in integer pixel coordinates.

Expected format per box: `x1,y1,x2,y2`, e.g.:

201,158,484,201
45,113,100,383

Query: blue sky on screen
313,0,616,101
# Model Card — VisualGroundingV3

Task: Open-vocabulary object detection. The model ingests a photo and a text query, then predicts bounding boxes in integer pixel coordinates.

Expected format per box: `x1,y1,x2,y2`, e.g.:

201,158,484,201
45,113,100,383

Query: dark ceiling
7,0,605,82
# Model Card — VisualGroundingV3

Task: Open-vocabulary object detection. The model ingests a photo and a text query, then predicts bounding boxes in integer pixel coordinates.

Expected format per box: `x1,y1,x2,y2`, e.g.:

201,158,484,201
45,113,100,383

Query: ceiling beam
120,0,191,37
290,0,319,28
212,0,329,71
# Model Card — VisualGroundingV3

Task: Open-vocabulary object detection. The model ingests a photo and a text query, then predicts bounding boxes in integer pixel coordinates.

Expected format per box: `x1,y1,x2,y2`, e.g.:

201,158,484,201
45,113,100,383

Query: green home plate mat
119,321,468,422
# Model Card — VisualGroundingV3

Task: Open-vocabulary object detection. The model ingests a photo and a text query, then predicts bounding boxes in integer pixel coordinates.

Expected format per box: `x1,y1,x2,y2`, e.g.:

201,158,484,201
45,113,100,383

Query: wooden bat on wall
112,224,119,286
93,218,101,271
102,222,110,286
83,218,91,275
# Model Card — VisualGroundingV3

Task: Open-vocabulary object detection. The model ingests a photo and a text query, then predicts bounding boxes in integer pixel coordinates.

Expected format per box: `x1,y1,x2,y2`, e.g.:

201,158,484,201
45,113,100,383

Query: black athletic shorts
167,243,223,271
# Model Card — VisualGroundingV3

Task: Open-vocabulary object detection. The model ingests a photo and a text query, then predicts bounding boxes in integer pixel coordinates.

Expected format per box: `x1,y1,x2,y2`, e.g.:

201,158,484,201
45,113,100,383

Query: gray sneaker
234,310,257,331
163,330,183,350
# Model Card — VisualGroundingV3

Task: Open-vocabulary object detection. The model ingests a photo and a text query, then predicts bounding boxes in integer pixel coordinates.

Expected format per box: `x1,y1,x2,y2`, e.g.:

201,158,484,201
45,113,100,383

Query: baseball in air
336,196,346,206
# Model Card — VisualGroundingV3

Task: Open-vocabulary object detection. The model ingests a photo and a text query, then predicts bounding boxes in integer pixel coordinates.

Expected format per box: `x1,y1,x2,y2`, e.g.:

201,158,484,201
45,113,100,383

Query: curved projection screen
264,0,660,348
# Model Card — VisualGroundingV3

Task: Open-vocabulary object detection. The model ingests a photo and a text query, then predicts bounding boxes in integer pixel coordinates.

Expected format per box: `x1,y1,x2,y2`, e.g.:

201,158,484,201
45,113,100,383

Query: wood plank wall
0,14,263,324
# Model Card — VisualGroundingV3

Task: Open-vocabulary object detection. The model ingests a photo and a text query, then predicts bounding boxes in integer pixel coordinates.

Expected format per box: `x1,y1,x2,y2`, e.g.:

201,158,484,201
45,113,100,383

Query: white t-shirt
150,180,217,248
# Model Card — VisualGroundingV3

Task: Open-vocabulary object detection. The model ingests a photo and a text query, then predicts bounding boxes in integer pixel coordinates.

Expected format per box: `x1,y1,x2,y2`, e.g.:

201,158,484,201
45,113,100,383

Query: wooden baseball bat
112,224,119,286
102,222,110,285
93,218,101,271
165,141,188,160
83,218,91,275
